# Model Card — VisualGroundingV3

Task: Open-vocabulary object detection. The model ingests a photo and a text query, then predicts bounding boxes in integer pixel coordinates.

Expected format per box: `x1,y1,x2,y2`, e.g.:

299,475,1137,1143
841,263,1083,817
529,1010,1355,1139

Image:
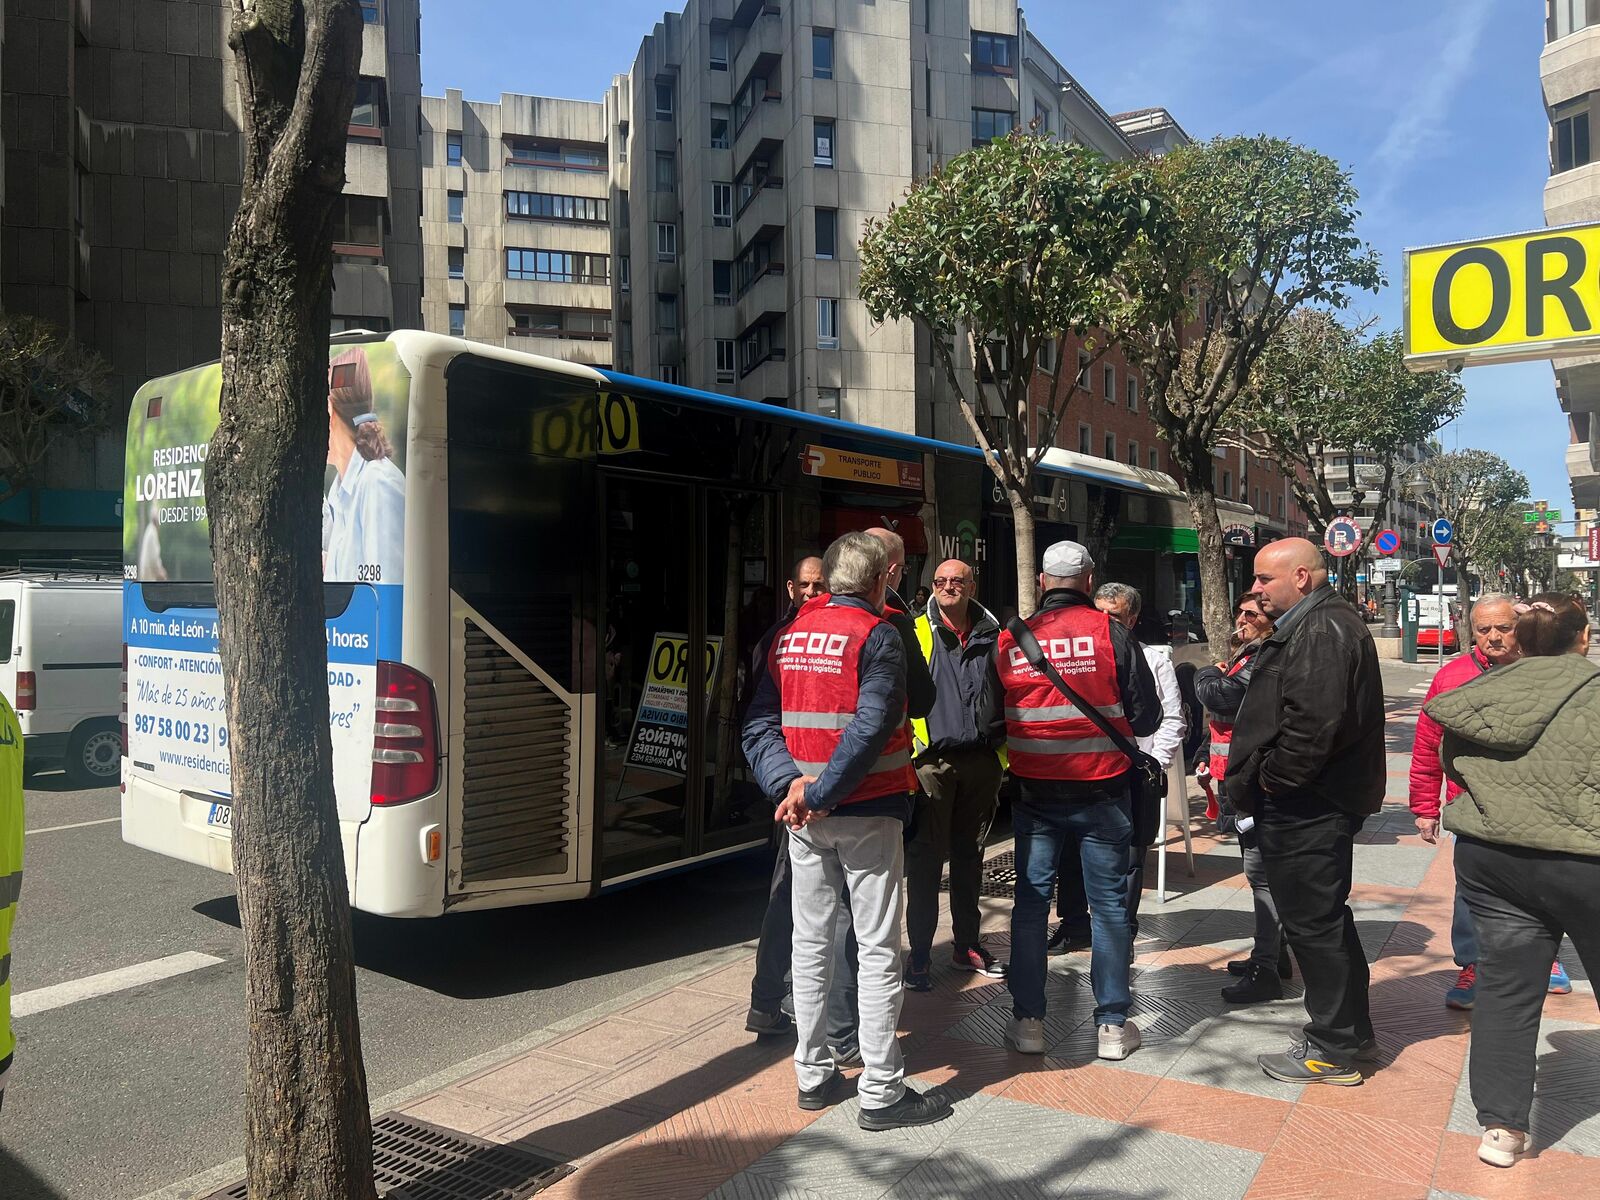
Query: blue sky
423,1,1569,509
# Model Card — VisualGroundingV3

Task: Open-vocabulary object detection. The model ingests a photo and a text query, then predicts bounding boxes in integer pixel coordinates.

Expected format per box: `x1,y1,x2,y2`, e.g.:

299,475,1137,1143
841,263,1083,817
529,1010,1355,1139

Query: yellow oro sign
799,444,924,490
530,390,642,458
1405,221,1600,370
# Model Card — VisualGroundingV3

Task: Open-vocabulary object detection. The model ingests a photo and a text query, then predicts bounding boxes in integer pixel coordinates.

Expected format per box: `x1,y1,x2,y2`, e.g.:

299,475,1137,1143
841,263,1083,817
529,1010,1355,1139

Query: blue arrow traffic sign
1374,528,1400,556
1432,517,1454,545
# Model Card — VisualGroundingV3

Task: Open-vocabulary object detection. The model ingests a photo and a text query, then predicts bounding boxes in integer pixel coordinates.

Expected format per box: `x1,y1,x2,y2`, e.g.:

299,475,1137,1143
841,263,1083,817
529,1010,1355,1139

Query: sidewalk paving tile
1445,1016,1600,1157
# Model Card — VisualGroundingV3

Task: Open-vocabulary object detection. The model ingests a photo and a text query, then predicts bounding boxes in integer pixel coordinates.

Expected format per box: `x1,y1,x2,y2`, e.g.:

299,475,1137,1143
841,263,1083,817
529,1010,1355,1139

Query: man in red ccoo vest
742,532,951,1131
983,540,1160,1060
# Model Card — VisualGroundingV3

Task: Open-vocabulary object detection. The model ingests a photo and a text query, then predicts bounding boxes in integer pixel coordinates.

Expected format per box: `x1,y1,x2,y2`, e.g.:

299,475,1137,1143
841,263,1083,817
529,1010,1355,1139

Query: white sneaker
1006,1016,1046,1054
1097,1020,1141,1061
1478,1127,1530,1168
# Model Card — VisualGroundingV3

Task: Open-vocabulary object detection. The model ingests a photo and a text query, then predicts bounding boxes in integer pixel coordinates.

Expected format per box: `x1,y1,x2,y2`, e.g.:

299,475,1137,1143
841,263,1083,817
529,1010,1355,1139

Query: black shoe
798,1070,850,1111
904,952,933,992
1228,945,1292,980
746,1006,794,1036
1047,924,1092,956
857,1086,953,1131
1258,1040,1363,1087
1352,1038,1381,1063
1221,961,1284,1005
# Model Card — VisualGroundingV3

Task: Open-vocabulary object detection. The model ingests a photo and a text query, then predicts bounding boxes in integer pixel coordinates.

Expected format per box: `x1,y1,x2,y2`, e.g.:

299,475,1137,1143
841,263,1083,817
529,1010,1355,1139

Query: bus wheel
66,720,122,789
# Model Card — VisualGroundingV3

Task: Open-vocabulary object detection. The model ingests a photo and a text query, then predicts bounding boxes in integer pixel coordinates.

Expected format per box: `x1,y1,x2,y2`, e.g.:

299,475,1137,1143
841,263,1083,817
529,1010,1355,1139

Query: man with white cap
983,540,1160,1059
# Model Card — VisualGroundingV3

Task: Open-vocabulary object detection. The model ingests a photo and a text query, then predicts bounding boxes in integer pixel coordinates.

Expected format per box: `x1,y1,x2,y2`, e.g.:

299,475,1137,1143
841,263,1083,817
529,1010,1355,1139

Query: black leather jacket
1223,587,1386,817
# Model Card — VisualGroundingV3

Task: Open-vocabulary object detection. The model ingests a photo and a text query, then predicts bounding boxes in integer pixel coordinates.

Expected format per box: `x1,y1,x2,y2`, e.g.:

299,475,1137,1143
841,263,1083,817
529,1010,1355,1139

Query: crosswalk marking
13,951,225,1018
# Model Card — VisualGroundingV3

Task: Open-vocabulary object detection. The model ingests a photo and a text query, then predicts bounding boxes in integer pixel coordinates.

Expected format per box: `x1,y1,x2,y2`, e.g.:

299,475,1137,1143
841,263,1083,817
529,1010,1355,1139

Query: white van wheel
66,722,121,788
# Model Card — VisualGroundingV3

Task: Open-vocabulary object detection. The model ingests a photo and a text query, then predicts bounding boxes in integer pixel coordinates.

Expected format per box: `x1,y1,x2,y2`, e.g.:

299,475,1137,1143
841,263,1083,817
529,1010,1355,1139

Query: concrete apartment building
1544,2,1600,512
0,0,422,563
418,90,612,363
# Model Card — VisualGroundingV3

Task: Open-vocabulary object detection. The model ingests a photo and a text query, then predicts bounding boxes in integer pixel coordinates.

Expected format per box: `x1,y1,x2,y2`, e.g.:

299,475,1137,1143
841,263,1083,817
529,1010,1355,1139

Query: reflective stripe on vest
995,605,1132,781
772,596,915,804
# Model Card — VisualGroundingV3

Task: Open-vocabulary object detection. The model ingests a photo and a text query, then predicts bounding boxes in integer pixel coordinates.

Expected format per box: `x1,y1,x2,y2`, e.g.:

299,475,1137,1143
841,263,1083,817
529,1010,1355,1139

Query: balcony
732,16,784,91
1543,158,1600,227
507,330,612,367
734,98,786,155
735,184,785,244
1541,22,1600,108
1555,352,1600,416
736,265,786,332
1569,440,1600,507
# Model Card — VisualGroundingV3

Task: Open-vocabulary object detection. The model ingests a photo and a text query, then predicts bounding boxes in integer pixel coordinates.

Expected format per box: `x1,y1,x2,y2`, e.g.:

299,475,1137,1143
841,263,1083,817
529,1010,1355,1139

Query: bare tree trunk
1011,494,1038,618
206,4,376,1199
1187,485,1234,650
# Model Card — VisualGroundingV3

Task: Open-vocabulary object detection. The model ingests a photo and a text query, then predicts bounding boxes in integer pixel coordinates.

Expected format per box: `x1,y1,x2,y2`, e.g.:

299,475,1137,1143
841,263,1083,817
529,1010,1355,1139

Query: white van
0,573,124,786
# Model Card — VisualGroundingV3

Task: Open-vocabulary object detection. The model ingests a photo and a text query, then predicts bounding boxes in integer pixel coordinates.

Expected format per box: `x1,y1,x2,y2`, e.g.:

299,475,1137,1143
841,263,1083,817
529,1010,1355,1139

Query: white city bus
122,330,1213,916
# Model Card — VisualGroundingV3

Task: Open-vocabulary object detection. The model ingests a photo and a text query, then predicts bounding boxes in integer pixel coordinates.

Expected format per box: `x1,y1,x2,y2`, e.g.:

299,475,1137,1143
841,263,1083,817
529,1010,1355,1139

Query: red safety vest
994,604,1132,781
1207,650,1255,783
771,595,915,805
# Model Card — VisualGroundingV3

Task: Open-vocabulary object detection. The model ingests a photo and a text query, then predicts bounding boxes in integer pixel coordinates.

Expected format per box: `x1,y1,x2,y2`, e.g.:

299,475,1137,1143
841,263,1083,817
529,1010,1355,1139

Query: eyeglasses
932,576,971,588
1237,610,1267,621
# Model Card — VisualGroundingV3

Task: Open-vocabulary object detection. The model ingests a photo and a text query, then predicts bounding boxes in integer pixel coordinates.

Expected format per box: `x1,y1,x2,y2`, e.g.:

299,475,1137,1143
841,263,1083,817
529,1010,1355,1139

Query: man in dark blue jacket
903,559,1006,990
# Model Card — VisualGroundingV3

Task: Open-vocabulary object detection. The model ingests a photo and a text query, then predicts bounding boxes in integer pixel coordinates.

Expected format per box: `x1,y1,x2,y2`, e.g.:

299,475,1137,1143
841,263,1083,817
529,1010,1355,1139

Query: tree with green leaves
1230,312,1464,540
1120,136,1383,647
0,314,110,508
1408,450,1529,592
859,133,1173,614
204,2,377,1197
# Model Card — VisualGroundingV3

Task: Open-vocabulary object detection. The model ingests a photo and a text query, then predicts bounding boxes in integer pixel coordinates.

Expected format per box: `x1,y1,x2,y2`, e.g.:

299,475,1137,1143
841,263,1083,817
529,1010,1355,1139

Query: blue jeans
1010,780,1135,1026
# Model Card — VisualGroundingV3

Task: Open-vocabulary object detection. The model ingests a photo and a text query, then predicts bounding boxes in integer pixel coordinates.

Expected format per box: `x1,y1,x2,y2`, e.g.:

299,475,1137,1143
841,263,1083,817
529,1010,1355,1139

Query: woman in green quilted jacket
1428,593,1600,1170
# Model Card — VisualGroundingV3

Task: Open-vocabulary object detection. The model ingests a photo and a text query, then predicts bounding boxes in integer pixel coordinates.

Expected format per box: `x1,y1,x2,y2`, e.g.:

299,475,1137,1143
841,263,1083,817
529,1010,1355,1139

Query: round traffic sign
1325,516,1363,558
1432,517,1454,545
1374,528,1400,556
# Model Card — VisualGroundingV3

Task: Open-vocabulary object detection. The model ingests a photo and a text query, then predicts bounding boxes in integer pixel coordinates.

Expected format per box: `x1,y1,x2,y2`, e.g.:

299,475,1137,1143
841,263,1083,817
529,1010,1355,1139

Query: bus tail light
15,671,35,712
370,660,439,806
120,644,129,755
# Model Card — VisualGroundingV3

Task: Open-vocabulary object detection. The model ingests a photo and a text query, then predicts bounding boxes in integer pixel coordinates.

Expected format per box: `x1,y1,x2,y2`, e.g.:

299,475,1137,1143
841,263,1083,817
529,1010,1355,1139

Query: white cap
1042,540,1094,579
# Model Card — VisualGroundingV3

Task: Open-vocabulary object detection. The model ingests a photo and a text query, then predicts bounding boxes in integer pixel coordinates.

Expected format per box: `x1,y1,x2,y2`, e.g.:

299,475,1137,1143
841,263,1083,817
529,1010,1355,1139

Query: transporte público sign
1405,221,1600,370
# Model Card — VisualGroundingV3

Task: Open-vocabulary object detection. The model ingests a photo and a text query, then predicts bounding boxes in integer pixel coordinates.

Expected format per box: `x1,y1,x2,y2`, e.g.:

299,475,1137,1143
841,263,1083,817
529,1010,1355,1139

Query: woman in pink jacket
1408,593,1571,1007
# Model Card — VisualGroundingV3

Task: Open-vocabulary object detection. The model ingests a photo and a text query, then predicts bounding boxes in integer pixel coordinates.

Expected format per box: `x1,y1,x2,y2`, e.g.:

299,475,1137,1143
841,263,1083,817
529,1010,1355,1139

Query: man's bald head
1251,536,1328,618
865,527,905,589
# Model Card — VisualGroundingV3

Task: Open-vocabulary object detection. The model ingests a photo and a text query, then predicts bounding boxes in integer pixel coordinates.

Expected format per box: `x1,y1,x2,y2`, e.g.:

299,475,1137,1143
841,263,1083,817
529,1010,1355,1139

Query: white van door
0,582,19,710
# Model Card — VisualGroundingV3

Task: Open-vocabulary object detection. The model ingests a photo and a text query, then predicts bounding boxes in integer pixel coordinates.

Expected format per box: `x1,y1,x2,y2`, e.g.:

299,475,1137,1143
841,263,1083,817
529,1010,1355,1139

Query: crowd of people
738,530,1597,1167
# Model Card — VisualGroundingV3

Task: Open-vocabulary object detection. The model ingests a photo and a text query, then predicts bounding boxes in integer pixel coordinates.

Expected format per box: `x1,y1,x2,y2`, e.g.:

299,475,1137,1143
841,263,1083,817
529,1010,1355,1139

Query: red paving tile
1245,1155,1432,1200
638,1090,821,1172
537,1140,738,1200
1431,1131,1600,1198
1003,1059,1160,1122
494,1094,661,1159
1125,1077,1293,1153
1273,1105,1444,1187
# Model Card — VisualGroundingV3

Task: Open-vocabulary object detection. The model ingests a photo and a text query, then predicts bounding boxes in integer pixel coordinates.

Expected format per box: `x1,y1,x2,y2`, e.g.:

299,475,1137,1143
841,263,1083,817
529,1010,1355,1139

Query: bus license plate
207,803,232,831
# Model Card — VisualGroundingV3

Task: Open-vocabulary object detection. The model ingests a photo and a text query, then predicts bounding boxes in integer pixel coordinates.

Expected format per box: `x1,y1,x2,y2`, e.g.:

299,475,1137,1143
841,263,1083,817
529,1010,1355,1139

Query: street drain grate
942,849,1017,898
202,1112,568,1200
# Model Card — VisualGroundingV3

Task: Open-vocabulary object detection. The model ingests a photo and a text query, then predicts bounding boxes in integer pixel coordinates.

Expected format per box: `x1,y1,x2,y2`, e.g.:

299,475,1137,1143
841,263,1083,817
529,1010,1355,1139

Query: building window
661,365,680,385
972,108,1015,147
331,314,391,333
818,298,841,348
736,154,783,214
817,386,841,417
1277,492,1285,516
814,119,835,167
712,182,733,227
654,81,675,120
1550,0,1600,42
709,25,730,70
1553,98,1592,174
816,208,837,260
1077,350,1090,390
735,233,784,294
813,29,834,79
617,122,628,162
1127,440,1139,467
619,255,630,293
359,0,382,22
972,31,1018,75
1102,363,1115,401
1039,338,1055,373
447,246,464,280
1150,447,1160,471
1078,424,1092,455
504,138,604,171
1033,98,1051,135
350,79,386,136
713,260,733,305
448,305,465,336
656,222,677,262
1127,376,1139,411
734,70,781,132
741,321,787,373
504,191,608,222
1104,432,1116,460
332,195,385,259
1222,469,1232,498
716,338,736,380
655,151,676,191
710,104,731,149
447,191,463,223
657,293,679,332
508,307,610,339
505,249,609,284
446,131,462,166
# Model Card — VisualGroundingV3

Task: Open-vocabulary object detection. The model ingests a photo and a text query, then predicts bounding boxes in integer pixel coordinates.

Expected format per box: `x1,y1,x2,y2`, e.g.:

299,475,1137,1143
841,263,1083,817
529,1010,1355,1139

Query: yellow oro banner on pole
1405,221,1600,370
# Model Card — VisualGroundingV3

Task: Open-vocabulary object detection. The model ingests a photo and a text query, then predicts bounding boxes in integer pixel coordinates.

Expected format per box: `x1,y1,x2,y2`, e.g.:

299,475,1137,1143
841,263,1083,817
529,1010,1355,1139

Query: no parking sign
1324,517,1363,558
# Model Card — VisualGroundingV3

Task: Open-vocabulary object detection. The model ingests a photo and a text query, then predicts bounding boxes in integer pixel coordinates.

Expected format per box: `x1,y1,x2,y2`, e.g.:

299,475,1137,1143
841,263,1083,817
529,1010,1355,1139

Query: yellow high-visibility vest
0,691,23,1089
910,613,1006,770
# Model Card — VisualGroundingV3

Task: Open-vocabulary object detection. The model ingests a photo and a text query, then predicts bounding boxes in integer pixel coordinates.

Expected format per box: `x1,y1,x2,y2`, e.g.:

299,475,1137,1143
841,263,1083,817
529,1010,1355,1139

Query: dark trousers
906,746,1002,957
1257,801,1372,1060
750,840,859,1046
1454,837,1600,1132
1056,838,1148,938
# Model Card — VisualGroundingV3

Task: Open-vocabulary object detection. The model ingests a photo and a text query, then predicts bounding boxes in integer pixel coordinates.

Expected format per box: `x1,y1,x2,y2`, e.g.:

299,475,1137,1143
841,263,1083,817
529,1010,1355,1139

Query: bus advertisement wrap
623,633,722,778
123,586,380,816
